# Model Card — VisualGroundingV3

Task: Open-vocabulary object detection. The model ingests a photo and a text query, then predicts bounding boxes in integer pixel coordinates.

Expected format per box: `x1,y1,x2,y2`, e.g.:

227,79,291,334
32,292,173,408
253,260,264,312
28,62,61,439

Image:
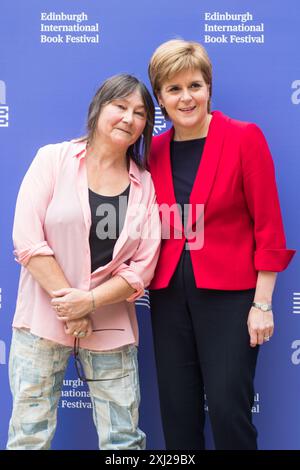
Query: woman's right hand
64,317,93,338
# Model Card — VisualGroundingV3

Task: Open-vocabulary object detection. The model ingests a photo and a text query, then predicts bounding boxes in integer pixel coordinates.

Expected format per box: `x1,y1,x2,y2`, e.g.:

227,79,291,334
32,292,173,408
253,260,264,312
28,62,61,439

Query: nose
180,88,192,102
122,109,133,124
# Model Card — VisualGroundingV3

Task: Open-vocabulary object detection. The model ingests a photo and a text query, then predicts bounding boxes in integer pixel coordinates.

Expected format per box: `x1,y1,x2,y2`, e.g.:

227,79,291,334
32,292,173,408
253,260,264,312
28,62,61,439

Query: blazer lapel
150,128,183,235
187,111,229,232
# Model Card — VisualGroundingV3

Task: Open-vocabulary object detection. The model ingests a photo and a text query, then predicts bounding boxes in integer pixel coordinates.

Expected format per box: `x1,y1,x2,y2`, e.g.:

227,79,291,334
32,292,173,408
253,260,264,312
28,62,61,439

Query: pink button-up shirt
12,140,161,350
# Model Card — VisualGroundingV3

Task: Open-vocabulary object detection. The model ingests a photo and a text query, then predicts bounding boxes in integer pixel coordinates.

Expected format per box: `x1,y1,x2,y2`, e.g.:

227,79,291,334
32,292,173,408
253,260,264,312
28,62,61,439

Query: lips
114,127,131,135
179,106,196,113
179,106,196,112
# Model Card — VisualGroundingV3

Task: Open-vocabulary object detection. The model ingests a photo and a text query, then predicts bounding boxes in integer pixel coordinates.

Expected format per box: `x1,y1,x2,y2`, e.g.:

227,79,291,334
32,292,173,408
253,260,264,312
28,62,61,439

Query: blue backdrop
0,0,299,450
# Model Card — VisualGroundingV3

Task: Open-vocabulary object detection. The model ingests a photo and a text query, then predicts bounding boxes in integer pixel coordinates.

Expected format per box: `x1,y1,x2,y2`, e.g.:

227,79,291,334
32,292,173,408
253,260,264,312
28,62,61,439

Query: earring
159,103,164,109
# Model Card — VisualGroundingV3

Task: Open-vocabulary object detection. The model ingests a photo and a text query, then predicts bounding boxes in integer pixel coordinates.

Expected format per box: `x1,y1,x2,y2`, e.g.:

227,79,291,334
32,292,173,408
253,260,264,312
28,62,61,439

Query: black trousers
150,250,259,450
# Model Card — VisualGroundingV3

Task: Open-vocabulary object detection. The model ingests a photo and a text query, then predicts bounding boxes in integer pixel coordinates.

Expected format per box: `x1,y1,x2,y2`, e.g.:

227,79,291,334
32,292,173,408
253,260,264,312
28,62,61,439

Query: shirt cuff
112,263,145,302
14,241,54,266
254,249,296,272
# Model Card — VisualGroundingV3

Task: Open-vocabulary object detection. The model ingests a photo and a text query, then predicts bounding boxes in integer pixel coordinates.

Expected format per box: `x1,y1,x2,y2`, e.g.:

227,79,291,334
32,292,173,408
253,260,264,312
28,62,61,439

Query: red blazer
149,111,295,290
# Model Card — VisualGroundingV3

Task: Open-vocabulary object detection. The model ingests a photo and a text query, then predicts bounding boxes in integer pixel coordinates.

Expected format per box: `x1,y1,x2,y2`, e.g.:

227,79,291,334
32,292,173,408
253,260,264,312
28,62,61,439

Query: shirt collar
128,159,142,186
70,139,142,185
70,139,88,160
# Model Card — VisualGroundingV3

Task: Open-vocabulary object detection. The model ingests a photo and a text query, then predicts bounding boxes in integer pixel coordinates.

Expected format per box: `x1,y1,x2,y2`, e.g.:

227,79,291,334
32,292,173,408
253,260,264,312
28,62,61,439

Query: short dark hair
86,74,154,169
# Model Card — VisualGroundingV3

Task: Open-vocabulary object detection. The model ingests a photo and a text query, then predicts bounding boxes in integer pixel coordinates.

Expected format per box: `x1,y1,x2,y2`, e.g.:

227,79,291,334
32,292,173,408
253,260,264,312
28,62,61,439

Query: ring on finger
77,331,86,338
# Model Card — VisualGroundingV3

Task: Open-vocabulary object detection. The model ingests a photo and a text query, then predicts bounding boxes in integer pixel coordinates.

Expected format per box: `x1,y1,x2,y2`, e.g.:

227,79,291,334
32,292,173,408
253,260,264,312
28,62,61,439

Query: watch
252,302,272,312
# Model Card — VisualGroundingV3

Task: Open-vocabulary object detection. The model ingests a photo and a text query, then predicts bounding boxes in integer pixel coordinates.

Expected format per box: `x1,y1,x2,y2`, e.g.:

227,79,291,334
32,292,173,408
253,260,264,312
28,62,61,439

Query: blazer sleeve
241,123,295,271
13,145,56,266
112,182,161,301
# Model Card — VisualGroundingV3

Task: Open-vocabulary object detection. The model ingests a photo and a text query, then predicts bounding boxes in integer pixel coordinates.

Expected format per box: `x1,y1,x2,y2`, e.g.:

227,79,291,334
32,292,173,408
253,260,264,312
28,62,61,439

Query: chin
112,134,130,144
177,119,200,128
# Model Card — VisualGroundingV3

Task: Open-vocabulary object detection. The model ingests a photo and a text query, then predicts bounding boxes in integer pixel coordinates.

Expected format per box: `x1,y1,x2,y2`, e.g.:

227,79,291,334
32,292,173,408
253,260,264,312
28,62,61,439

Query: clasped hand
64,317,93,338
51,288,93,321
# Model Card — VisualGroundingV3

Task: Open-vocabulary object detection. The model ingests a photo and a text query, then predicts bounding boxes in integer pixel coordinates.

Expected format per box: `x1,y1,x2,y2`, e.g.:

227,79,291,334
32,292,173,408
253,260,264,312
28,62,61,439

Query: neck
174,113,212,141
87,139,128,169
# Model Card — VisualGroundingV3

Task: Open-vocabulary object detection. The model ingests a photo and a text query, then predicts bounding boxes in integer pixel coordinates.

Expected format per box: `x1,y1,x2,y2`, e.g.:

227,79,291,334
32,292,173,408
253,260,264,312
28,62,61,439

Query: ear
157,91,163,106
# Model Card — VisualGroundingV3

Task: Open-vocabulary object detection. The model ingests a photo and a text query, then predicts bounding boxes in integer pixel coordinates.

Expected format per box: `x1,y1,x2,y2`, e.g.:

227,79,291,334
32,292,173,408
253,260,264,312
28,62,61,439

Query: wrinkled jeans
7,328,145,450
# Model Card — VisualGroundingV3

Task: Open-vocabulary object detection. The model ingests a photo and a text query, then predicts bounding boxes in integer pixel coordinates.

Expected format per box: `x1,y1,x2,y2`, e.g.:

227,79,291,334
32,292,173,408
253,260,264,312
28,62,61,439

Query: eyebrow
166,80,204,87
115,98,145,107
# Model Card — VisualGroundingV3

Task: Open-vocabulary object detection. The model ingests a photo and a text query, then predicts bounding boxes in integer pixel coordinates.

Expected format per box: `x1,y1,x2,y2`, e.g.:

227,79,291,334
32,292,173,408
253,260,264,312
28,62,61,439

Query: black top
170,138,206,226
89,184,130,272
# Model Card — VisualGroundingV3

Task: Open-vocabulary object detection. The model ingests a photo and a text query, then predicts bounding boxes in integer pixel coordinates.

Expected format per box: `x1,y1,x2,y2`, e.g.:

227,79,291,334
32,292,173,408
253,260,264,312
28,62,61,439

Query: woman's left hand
52,288,93,321
247,307,274,347
65,317,93,338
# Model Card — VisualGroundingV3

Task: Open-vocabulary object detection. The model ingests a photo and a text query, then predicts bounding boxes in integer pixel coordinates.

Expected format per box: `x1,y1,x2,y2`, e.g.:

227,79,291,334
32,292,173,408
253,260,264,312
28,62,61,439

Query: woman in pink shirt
7,74,161,450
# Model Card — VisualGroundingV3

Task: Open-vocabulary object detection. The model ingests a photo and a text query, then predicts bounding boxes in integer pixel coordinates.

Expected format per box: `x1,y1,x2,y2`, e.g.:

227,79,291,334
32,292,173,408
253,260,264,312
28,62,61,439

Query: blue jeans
7,328,145,450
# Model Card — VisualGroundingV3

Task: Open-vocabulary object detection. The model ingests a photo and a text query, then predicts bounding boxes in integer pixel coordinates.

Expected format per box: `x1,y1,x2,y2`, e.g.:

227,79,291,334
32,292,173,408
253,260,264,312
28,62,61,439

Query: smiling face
158,69,210,140
95,89,147,151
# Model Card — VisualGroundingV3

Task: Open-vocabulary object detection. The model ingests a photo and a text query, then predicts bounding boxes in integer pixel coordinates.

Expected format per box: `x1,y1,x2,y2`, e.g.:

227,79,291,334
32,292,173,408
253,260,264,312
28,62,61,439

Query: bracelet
90,290,96,313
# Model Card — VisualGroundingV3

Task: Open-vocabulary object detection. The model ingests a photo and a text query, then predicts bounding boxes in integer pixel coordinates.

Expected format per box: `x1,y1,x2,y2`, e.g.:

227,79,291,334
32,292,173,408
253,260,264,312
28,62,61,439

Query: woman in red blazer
148,39,295,450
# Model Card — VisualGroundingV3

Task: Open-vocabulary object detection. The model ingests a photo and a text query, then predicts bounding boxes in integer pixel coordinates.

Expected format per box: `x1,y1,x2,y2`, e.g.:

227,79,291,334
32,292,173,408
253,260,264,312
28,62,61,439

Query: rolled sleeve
254,248,296,272
14,242,54,267
112,262,145,302
12,145,56,267
241,124,295,272
112,183,161,302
